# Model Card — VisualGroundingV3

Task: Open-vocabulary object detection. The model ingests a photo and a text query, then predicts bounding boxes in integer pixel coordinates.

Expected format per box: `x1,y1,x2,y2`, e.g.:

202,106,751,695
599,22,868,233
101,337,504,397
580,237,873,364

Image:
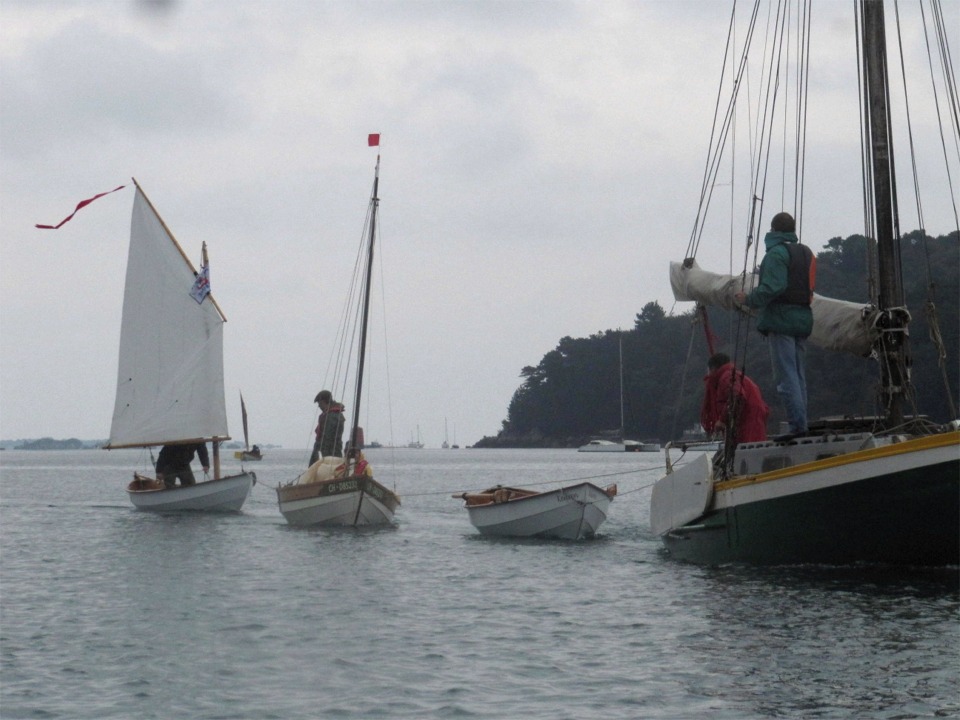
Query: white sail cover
670,260,880,356
107,188,229,448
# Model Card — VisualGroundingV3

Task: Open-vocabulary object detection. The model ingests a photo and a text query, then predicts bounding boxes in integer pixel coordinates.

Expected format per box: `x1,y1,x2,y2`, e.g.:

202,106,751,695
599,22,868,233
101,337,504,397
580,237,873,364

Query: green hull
662,458,959,565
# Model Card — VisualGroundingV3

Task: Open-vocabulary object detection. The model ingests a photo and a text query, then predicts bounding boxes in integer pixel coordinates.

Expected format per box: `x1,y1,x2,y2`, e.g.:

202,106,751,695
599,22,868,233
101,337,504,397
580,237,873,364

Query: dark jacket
315,402,346,458
155,443,209,474
744,231,814,338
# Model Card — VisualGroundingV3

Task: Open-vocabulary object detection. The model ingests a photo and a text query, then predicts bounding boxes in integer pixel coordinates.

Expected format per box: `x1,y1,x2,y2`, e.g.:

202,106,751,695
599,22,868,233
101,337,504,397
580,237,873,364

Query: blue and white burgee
190,264,210,304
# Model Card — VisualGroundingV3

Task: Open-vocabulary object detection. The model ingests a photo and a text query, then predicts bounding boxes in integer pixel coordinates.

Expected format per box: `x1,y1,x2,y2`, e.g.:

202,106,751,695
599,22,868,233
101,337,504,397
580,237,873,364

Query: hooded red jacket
701,363,769,443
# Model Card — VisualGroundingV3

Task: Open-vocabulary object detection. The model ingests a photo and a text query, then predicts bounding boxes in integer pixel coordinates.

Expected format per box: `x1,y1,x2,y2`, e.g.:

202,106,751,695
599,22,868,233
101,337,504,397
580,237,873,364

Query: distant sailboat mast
619,331,625,442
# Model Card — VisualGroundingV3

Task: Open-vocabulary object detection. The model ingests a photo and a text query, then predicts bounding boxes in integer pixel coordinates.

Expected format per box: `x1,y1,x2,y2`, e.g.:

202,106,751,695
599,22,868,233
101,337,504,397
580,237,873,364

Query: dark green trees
484,231,958,447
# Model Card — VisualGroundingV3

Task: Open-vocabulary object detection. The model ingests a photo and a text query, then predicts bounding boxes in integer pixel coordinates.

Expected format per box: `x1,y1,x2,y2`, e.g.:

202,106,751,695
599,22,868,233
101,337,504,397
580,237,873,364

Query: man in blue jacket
735,212,815,435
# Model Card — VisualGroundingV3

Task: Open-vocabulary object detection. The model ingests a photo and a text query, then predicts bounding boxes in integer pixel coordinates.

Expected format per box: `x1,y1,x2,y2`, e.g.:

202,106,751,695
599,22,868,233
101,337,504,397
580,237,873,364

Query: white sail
670,260,881,357
107,187,229,448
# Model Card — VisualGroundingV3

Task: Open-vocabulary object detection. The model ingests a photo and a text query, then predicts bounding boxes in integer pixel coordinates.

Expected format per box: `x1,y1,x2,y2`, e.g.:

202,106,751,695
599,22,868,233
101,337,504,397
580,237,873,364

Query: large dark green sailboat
650,0,959,565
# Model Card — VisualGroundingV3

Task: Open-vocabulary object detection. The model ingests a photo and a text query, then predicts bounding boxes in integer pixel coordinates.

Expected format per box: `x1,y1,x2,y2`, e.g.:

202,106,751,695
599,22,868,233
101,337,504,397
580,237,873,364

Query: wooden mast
861,0,910,427
349,154,379,460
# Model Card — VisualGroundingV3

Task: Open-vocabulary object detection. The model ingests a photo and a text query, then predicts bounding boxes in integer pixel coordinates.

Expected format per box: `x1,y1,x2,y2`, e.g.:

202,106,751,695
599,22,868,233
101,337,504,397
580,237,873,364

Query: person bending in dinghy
155,443,210,489
701,353,769,444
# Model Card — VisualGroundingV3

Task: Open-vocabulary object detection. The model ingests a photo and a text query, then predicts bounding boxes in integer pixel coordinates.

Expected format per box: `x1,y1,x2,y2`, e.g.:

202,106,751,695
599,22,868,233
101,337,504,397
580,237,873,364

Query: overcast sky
2,0,957,451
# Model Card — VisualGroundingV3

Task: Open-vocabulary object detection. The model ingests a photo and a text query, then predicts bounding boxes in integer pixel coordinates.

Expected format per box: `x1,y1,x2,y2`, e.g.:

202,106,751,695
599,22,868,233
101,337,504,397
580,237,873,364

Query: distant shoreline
0,438,283,451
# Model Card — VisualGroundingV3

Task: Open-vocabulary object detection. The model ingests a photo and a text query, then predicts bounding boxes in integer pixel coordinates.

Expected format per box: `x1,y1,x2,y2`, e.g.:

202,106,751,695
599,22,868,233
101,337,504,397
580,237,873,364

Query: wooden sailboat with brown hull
276,142,400,527
107,179,254,512
650,0,959,565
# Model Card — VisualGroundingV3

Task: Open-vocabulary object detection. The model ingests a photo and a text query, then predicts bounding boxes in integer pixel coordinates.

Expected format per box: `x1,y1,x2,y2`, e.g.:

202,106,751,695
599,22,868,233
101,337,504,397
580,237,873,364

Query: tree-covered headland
477,230,959,448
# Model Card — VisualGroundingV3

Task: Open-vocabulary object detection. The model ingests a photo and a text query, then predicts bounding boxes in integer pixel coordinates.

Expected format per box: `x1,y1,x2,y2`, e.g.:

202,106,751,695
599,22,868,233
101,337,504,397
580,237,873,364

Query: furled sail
670,260,880,357
106,187,229,448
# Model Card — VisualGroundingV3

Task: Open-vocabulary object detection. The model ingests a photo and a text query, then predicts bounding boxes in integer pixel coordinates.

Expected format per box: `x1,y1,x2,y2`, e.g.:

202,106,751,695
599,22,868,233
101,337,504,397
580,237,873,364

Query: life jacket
774,243,816,306
335,457,369,477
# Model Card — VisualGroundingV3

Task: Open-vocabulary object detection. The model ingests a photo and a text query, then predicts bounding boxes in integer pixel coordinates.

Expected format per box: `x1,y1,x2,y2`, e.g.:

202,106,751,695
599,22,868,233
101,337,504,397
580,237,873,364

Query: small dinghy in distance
453,482,617,540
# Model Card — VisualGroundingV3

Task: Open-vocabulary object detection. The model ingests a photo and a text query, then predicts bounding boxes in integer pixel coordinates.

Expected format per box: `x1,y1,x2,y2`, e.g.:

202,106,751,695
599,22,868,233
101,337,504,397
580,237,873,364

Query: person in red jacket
700,353,770,444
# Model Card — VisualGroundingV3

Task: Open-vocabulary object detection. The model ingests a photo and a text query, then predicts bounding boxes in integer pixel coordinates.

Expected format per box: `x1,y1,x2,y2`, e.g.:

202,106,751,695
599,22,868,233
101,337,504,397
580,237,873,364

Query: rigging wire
921,0,960,231
374,204,399,455
406,467,660,499
794,0,812,227
894,0,958,418
688,0,763,261
305,179,378,459
679,1,954,442
688,0,825,461
668,313,702,444
729,0,803,461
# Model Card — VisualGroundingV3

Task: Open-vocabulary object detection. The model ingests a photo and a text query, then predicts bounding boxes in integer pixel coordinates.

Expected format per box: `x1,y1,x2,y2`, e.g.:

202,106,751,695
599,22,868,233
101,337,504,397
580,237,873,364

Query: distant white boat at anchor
578,334,660,454
578,439,659,453
452,482,617,540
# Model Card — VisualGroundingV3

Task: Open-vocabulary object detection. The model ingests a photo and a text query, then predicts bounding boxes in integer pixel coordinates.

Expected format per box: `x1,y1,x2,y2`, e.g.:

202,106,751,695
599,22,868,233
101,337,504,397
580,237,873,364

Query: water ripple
1,449,956,719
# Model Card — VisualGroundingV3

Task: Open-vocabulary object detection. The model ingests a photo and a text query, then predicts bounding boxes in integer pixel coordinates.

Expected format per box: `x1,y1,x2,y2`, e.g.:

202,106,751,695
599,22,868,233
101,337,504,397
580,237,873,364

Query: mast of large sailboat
618,331,625,442
349,153,380,458
861,0,910,427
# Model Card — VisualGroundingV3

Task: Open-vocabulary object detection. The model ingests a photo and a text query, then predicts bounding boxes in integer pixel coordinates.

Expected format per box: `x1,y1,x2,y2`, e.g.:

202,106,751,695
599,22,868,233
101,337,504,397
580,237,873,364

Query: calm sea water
1,448,957,719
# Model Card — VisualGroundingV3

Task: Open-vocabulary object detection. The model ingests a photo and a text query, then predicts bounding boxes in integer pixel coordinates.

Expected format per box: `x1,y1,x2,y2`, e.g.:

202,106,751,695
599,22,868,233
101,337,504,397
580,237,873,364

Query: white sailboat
578,332,653,452
650,0,959,565
108,179,255,512
407,426,424,449
276,143,401,527
578,439,629,453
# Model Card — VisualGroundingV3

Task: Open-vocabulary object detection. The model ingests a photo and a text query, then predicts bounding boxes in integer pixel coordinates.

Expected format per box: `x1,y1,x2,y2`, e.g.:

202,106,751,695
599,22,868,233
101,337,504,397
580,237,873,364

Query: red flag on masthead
368,133,380,147
35,184,126,229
